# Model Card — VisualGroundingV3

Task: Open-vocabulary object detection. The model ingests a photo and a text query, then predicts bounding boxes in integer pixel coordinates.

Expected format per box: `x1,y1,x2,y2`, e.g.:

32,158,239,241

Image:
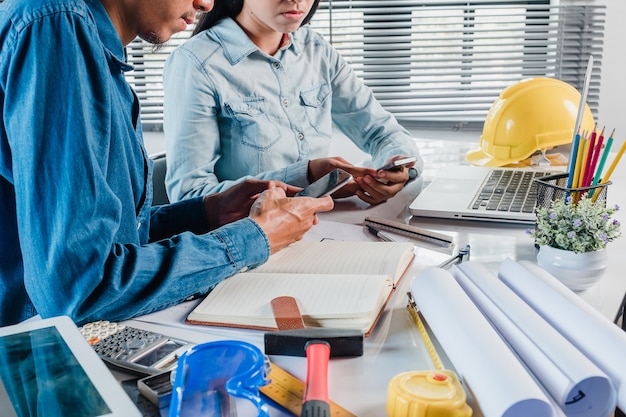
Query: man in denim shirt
0,0,333,327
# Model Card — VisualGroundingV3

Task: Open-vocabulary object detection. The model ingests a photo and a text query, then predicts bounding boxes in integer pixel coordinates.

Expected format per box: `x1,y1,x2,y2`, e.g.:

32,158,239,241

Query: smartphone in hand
295,168,353,197
377,157,417,172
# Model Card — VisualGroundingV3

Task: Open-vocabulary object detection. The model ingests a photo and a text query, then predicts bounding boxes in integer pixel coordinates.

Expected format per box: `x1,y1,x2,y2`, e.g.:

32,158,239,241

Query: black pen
366,225,395,242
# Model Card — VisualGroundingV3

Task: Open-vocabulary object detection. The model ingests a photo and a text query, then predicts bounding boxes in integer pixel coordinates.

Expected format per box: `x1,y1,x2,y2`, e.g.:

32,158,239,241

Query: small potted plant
528,194,621,291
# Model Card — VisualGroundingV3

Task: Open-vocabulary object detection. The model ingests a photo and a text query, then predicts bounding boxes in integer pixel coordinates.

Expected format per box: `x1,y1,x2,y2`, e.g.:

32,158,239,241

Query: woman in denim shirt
163,0,423,205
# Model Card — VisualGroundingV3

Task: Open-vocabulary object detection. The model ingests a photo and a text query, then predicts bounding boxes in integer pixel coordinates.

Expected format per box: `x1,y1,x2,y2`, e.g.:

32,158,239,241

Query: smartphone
295,168,352,197
377,156,417,172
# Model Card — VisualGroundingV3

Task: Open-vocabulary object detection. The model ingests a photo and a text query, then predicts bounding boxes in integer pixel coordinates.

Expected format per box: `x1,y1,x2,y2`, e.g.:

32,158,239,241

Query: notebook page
188,272,393,330
253,241,414,282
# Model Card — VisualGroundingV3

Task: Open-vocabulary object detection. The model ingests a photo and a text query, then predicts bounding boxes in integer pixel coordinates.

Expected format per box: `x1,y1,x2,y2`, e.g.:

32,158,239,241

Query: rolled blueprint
452,261,615,417
411,267,552,417
499,258,626,411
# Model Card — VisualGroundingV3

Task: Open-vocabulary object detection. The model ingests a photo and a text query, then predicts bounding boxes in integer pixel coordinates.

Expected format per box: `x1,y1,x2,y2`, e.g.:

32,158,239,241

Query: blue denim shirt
163,18,422,201
0,0,269,326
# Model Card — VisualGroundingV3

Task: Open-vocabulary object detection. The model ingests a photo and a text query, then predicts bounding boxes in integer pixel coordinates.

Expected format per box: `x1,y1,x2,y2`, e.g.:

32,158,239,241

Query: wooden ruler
260,361,356,417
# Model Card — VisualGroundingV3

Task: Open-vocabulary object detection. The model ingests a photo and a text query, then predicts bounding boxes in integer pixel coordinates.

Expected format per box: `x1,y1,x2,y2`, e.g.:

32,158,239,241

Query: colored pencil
566,132,581,189
567,55,593,176
588,129,614,198
600,138,626,185
585,127,604,187
581,126,597,188
574,133,589,189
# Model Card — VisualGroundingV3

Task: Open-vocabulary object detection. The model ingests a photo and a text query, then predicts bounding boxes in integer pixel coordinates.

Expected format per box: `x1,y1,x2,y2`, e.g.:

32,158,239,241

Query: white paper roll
453,261,615,417
411,267,553,417
499,258,626,411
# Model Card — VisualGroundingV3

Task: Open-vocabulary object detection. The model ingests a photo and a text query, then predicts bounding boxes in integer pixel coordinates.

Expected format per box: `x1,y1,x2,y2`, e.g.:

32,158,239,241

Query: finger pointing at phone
249,188,334,254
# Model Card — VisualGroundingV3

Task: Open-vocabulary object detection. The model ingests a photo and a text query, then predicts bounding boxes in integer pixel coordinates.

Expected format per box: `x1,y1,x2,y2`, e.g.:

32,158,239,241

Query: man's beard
141,31,166,52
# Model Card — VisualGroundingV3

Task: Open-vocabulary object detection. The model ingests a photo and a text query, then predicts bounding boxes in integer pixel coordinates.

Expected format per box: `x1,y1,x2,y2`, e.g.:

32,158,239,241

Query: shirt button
273,62,280,69
297,132,304,140
282,99,289,107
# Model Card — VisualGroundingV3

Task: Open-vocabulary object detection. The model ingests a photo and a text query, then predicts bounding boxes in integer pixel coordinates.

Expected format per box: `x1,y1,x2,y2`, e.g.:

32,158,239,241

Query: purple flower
613,219,621,226
549,212,557,219
567,231,576,239
573,219,582,227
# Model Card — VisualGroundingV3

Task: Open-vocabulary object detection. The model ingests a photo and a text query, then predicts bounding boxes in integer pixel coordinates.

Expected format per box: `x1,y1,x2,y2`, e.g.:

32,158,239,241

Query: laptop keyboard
470,169,551,213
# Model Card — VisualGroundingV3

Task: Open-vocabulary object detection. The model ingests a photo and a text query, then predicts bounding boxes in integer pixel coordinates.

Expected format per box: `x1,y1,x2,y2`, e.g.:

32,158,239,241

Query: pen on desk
365,225,395,242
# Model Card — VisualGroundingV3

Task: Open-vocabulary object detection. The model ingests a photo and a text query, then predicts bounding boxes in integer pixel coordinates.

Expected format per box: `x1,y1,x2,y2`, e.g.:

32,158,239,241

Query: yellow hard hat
466,77,595,167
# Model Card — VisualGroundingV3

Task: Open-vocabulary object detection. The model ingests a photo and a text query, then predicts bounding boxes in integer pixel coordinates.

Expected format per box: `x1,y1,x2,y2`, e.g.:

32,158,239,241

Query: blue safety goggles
168,340,270,417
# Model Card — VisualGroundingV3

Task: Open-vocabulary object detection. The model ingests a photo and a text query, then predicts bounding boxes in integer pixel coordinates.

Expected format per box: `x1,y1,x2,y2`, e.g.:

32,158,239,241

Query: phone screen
295,168,352,198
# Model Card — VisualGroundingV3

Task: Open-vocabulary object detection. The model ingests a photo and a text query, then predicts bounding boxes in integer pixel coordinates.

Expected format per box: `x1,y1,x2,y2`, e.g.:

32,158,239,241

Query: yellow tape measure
407,297,444,371
260,361,356,417
385,293,472,417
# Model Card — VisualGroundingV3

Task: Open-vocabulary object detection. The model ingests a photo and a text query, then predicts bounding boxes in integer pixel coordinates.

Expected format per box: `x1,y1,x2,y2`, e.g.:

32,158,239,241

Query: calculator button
127,339,148,350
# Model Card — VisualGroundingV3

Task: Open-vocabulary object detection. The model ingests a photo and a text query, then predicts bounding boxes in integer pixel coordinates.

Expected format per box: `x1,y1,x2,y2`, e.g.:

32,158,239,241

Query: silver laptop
409,165,561,224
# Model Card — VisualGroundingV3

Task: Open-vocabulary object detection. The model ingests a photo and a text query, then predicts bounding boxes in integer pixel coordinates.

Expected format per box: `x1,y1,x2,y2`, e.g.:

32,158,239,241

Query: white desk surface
123,139,626,417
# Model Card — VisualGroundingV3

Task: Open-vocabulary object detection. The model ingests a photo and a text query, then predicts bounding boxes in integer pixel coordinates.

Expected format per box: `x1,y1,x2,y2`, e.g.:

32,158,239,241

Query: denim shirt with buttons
0,0,270,326
163,18,422,201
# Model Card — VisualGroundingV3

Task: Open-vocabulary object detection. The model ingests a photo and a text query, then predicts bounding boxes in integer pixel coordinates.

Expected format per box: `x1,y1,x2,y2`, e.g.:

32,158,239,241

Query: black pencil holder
533,173,611,210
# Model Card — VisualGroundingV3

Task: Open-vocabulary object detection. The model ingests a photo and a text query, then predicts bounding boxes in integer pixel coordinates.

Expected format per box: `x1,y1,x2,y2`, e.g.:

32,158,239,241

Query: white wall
598,0,626,146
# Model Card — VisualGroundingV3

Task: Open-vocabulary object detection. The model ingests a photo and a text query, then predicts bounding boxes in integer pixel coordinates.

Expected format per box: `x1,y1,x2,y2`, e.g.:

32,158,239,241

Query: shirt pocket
299,82,332,137
225,98,281,150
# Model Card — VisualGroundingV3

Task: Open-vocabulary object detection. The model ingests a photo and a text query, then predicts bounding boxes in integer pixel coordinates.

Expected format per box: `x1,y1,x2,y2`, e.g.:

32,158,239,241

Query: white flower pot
537,245,608,292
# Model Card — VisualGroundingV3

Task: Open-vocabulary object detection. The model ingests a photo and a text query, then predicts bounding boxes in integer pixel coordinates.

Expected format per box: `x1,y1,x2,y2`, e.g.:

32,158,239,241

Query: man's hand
203,180,301,231
307,157,376,200
249,187,334,254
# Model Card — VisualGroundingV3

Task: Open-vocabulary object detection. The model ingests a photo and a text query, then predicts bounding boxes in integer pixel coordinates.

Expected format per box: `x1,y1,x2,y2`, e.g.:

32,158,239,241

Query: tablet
0,316,141,417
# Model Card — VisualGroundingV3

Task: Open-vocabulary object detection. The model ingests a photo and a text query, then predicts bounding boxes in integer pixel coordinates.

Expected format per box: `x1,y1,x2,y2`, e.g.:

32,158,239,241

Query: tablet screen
0,326,111,417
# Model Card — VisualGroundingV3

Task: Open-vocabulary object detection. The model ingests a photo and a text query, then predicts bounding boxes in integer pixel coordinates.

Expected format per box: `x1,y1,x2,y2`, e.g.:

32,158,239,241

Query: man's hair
193,0,321,36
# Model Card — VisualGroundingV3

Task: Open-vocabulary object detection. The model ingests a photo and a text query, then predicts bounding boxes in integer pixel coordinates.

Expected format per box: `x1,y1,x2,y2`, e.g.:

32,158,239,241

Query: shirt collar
85,0,133,71
213,18,300,65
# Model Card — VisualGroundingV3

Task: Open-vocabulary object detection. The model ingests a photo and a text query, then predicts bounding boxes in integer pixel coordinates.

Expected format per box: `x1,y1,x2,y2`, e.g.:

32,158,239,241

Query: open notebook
186,240,415,336
409,165,560,224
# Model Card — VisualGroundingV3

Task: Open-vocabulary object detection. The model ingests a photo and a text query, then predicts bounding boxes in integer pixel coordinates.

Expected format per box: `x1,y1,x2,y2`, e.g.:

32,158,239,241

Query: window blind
125,1,605,132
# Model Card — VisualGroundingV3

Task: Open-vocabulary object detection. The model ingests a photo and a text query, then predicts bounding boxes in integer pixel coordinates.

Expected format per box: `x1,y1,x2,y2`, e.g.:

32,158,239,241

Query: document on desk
412,260,623,417
186,240,415,336
452,261,615,417
499,258,626,412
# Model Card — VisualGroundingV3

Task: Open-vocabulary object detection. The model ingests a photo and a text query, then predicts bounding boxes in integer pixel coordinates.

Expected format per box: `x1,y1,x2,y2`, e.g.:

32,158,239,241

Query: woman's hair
193,0,321,36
